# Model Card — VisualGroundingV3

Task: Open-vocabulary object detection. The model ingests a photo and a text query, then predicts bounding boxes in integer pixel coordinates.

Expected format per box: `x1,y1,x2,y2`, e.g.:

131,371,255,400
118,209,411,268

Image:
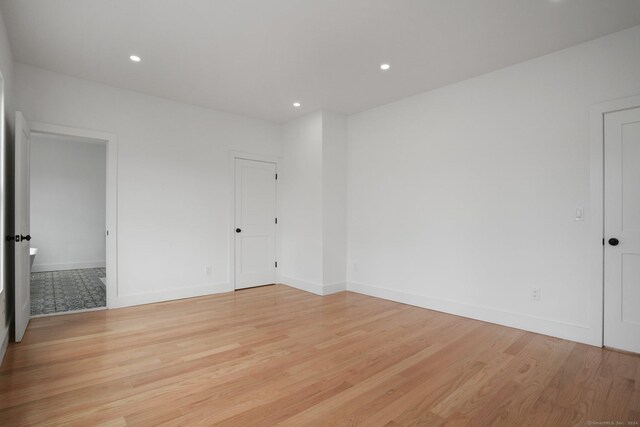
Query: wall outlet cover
531,287,540,301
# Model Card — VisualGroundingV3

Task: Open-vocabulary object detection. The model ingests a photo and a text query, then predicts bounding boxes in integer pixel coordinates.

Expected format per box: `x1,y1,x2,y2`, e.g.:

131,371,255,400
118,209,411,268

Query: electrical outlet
531,287,540,301
206,265,212,276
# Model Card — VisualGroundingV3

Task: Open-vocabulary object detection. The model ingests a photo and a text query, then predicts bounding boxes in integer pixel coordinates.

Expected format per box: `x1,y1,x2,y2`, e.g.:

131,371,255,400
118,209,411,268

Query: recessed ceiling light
380,63,390,71
293,102,301,108
129,55,141,62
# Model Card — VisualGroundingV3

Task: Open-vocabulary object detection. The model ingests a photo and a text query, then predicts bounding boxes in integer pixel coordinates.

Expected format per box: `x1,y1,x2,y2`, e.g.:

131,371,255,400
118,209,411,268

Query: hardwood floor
0,285,638,426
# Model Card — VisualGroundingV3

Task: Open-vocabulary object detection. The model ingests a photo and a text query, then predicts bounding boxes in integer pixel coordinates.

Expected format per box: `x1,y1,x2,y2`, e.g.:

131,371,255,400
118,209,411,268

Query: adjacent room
0,1,639,425
29,132,107,316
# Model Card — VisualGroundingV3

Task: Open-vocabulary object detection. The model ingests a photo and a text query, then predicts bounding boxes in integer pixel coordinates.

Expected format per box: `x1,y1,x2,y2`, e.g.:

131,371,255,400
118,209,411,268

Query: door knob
608,238,619,246
235,228,242,233
20,235,31,242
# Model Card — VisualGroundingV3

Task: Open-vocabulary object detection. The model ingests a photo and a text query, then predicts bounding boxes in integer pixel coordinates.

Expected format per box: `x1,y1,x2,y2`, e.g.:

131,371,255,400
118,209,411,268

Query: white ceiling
2,0,640,123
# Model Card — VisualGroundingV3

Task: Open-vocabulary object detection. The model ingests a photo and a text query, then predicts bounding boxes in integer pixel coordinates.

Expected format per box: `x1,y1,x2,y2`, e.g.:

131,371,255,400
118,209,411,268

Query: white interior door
234,158,276,289
15,112,31,342
604,106,640,354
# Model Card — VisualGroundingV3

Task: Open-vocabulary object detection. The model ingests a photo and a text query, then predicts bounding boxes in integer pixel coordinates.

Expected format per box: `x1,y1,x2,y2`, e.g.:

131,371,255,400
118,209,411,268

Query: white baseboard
347,281,600,347
110,282,232,309
323,282,347,295
0,324,9,367
32,260,106,273
280,276,346,296
280,276,324,295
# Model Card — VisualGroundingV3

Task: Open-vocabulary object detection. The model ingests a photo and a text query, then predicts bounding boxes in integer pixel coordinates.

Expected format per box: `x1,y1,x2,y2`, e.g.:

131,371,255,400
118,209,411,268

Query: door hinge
275,261,278,268
275,173,278,180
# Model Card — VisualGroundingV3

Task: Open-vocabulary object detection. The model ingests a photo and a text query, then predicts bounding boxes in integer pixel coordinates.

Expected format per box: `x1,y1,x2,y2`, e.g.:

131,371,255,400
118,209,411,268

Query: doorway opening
13,115,117,341
29,132,107,316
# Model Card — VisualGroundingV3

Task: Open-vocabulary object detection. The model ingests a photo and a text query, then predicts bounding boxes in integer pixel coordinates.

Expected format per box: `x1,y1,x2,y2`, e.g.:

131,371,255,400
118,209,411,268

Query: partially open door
234,158,277,289
15,112,31,342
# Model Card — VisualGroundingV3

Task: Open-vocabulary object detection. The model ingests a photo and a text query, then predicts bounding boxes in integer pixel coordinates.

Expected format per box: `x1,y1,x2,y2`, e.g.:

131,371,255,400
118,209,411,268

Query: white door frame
228,151,280,290
589,93,640,347
29,121,118,309
0,71,5,304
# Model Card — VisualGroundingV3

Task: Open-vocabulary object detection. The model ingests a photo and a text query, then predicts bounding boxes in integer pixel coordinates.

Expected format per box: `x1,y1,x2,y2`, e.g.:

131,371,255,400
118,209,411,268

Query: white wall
280,111,347,295
347,25,640,346
30,134,106,272
0,6,14,364
0,7,12,122
322,112,347,288
15,63,282,307
280,112,324,290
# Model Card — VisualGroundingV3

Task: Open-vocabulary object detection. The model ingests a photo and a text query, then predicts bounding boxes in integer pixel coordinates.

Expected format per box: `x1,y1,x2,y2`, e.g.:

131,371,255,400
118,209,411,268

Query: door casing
589,93,640,348
228,151,281,291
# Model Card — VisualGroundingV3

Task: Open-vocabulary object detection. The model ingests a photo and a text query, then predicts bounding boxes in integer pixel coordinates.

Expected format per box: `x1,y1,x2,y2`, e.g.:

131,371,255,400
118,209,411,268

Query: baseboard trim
32,261,106,273
110,282,232,309
0,324,10,367
280,276,346,296
323,282,347,295
347,281,600,347
280,276,324,295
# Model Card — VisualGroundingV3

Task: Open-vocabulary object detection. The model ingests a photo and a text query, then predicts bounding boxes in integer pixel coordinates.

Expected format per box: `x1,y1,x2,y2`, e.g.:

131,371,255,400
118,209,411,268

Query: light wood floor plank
0,285,637,426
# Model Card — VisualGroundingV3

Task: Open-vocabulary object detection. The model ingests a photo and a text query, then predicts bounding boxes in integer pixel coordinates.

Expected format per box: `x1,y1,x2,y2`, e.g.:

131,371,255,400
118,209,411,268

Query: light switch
574,207,584,221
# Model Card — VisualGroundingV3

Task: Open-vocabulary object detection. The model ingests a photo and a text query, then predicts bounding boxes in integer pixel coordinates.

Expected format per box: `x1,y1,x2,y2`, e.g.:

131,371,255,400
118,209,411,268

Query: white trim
228,150,282,165
281,276,324,295
323,282,347,295
347,281,598,346
29,121,118,309
0,70,8,362
31,261,106,273
281,275,346,296
0,70,5,298
227,150,281,291
109,282,231,309
589,93,640,348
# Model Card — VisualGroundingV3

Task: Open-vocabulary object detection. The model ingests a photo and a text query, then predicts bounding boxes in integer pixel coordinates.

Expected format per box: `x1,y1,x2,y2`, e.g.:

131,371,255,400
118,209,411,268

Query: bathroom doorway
13,115,117,337
29,132,107,316
29,132,108,316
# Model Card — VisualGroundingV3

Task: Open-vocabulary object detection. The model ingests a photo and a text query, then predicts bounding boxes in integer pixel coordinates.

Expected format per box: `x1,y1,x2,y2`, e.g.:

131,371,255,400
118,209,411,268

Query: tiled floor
30,268,106,316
